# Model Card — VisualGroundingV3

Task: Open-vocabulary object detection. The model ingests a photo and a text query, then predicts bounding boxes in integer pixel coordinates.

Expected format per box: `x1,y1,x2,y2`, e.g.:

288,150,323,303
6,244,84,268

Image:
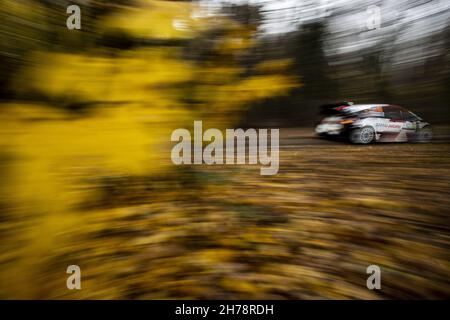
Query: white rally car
315,103,433,144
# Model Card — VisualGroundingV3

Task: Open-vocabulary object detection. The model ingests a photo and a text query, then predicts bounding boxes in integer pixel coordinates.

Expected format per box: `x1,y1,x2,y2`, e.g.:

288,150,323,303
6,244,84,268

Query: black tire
350,126,375,144
417,126,433,143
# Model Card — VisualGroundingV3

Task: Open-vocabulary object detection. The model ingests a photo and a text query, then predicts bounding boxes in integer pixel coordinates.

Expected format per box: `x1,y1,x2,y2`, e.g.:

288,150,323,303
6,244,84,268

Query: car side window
403,111,418,121
383,106,402,120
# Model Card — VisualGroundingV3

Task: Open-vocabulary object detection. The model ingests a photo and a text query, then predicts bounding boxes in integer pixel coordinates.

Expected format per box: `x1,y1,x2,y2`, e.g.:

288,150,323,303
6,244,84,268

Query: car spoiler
319,101,353,116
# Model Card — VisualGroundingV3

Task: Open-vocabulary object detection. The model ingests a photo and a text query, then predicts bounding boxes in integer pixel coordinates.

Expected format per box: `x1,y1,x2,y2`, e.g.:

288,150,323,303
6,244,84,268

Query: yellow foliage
100,0,205,39
20,49,194,104
255,59,294,73
0,0,298,298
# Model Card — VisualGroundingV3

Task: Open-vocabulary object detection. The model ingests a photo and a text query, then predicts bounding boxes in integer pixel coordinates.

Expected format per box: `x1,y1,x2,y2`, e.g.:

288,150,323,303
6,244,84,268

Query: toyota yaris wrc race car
315,103,433,144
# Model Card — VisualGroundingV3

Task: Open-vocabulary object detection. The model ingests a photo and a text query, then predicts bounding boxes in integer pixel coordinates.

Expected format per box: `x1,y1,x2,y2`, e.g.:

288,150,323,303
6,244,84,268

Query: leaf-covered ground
3,128,448,299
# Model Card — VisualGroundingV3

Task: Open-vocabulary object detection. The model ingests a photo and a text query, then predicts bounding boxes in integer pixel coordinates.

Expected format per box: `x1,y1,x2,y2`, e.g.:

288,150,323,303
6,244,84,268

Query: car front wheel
350,126,375,144
417,126,433,142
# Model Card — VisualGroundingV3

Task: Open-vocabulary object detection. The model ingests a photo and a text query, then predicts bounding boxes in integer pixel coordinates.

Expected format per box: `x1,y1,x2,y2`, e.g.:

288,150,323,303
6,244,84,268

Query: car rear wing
319,101,354,116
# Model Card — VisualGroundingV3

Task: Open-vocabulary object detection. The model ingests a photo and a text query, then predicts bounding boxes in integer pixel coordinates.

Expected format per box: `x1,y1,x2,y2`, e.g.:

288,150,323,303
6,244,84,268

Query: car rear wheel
350,126,375,144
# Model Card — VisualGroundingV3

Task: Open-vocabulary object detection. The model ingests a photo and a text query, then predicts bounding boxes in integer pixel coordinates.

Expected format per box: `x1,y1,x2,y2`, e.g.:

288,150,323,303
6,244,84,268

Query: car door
401,110,419,140
401,110,419,131
382,106,404,133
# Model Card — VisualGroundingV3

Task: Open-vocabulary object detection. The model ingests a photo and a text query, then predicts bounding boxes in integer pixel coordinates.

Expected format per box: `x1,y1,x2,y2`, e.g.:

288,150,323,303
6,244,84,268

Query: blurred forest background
0,0,449,299
1,0,449,126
